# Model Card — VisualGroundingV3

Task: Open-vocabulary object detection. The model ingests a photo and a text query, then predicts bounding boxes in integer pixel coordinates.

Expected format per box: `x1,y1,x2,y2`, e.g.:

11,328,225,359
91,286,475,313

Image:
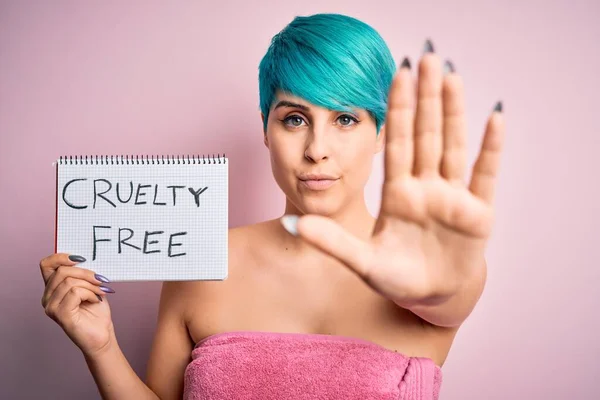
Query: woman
39,13,504,400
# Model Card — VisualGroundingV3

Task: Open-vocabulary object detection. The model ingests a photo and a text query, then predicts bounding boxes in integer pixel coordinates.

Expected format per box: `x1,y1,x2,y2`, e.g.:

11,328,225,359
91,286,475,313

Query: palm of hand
292,42,504,308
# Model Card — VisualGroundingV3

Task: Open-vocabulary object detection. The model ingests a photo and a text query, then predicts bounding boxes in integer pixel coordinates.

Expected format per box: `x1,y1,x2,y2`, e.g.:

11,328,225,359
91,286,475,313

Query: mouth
300,178,339,190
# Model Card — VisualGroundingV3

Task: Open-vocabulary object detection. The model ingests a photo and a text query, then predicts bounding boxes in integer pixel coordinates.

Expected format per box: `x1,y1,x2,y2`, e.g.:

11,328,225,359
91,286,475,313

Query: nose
304,129,330,163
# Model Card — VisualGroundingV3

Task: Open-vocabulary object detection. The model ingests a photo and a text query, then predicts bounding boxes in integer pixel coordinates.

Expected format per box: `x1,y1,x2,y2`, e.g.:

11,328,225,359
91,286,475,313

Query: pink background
1,1,598,399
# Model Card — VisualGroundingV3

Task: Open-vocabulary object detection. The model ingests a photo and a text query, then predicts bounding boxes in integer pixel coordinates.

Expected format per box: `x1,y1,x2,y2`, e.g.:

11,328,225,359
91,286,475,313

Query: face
262,90,385,216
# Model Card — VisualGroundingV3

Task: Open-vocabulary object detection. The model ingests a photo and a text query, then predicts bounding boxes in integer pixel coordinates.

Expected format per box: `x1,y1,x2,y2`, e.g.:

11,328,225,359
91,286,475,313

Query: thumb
281,214,372,277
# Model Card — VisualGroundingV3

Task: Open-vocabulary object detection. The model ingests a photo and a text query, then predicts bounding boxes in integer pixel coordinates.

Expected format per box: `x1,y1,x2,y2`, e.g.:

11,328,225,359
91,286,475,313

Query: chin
292,194,346,217
276,176,347,216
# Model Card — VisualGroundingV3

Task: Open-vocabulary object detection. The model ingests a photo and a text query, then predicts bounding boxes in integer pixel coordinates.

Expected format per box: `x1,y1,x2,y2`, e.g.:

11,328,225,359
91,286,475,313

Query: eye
337,114,359,127
282,115,306,128
280,114,359,129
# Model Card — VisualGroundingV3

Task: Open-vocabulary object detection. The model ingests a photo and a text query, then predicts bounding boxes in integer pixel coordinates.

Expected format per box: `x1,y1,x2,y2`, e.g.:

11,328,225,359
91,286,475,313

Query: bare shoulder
227,220,277,272
167,220,276,328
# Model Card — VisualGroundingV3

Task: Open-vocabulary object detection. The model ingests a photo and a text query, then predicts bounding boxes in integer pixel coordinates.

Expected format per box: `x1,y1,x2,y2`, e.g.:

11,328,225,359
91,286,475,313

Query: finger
468,103,505,204
45,285,102,323
40,253,86,283
440,63,468,184
384,57,415,181
413,43,443,177
42,265,109,307
44,276,109,309
57,286,102,316
283,215,374,278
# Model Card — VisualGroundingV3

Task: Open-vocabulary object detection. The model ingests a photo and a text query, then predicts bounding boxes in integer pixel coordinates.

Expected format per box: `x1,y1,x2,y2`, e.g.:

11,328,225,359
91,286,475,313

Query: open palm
290,41,505,317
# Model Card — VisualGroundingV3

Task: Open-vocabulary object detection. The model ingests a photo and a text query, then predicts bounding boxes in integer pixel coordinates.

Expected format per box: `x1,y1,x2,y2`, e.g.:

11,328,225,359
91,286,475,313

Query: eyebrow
273,100,361,117
273,100,310,111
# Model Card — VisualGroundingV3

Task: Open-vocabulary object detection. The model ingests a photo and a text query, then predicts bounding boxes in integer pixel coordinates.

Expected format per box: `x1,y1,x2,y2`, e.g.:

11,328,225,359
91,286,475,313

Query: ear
261,112,269,148
375,124,386,154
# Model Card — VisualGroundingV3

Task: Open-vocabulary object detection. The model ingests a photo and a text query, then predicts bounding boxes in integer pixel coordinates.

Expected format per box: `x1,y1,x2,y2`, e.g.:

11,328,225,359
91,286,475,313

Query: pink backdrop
1,1,598,399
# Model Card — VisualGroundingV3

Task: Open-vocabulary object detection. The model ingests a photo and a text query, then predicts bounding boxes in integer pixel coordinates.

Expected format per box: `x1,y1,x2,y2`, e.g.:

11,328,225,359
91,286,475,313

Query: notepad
54,155,228,282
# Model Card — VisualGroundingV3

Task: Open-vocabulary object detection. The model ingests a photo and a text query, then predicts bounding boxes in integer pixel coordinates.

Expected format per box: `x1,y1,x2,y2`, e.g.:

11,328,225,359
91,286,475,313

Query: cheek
267,137,299,190
341,138,377,178
269,138,295,167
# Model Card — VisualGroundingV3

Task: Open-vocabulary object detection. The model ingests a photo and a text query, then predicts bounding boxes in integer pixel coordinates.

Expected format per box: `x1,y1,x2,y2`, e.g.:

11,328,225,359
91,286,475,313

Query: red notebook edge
54,159,58,253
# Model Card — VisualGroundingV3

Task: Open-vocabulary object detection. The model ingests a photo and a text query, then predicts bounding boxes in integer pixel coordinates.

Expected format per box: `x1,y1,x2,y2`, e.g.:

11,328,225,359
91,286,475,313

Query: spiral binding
57,154,227,165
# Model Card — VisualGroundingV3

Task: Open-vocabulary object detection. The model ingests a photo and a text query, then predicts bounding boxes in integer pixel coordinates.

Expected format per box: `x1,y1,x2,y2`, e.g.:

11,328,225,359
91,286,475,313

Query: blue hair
258,13,397,135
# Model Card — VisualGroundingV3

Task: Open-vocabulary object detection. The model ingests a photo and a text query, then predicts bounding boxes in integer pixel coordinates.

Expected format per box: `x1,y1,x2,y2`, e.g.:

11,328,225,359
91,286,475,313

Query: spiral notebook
54,155,228,282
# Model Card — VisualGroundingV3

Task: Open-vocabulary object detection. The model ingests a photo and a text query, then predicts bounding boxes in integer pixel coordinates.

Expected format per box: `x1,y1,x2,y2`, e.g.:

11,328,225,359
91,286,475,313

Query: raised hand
284,40,505,327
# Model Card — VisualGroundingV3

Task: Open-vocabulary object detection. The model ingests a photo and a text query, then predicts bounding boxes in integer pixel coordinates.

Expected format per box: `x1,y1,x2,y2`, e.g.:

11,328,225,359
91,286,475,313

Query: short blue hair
258,13,396,135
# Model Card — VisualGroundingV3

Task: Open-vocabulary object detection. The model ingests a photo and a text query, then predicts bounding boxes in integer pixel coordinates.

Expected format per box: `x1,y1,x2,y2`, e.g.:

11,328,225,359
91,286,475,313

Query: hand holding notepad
54,155,228,282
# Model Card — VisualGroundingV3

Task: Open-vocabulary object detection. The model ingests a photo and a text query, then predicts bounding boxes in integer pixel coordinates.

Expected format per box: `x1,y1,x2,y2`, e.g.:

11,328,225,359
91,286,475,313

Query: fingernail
400,57,411,70
94,274,110,283
280,215,299,236
96,294,103,302
100,286,115,294
443,59,455,76
423,39,435,54
68,255,86,263
494,101,503,113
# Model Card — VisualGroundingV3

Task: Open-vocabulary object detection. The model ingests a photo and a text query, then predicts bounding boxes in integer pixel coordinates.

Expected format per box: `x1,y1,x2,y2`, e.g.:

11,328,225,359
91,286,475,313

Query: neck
279,193,375,254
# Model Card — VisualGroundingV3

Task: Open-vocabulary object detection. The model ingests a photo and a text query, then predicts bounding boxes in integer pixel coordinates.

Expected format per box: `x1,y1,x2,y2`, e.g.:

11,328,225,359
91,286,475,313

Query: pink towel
183,331,442,400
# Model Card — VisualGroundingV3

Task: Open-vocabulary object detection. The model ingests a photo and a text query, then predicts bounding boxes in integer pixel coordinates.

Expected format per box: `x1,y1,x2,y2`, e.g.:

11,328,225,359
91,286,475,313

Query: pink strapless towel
183,331,442,400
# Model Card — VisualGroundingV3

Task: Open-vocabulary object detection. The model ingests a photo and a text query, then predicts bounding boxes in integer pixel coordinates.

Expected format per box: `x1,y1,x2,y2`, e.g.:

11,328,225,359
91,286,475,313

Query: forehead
273,90,304,103
271,90,314,110
272,89,364,115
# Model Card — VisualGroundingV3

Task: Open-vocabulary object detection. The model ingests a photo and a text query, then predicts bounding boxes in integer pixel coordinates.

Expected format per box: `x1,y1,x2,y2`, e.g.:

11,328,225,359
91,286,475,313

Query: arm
84,335,159,400
145,281,194,399
84,281,192,400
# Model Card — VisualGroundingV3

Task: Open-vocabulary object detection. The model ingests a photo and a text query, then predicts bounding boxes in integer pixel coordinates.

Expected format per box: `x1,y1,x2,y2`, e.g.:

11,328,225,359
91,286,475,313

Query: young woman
39,13,504,400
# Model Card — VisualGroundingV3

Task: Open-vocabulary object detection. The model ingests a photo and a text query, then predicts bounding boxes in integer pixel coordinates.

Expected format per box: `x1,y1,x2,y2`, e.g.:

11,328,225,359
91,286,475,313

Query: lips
298,173,338,181
300,179,337,190
298,173,339,191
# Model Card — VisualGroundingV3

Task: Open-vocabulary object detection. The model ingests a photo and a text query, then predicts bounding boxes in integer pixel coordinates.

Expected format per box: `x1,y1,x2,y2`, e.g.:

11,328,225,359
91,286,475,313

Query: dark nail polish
423,39,435,54
94,274,110,283
400,57,411,70
100,286,115,294
494,101,503,113
68,255,86,263
443,59,455,75
96,294,103,302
